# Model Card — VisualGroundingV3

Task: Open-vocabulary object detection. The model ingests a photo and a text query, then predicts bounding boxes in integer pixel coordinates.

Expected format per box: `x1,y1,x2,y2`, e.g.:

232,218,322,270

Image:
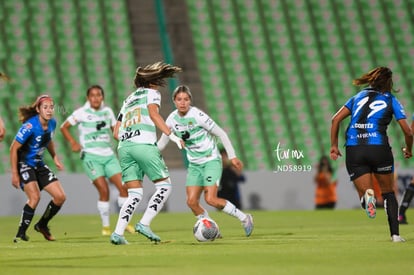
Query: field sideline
1,209,414,275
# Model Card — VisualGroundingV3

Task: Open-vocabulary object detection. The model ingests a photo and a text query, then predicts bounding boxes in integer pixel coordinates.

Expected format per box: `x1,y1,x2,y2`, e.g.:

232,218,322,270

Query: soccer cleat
135,223,161,243
242,214,254,237
391,235,406,243
13,234,29,243
398,215,408,224
110,233,129,245
102,226,111,236
364,189,376,219
34,223,56,241
125,224,135,234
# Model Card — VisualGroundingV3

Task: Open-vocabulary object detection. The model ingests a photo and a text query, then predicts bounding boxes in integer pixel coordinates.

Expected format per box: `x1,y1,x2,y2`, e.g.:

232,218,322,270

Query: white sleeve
157,133,170,151
108,108,117,127
210,125,236,159
195,108,215,131
65,109,81,126
157,114,173,151
147,88,161,107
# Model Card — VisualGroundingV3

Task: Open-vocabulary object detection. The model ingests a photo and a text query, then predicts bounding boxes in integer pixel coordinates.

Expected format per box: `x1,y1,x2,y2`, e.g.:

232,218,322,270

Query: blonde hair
134,62,182,88
172,85,192,101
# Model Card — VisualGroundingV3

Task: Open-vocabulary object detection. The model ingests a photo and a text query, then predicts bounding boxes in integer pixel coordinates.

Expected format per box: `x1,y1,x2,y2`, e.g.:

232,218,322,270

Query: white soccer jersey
117,88,160,146
66,102,117,156
165,106,218,164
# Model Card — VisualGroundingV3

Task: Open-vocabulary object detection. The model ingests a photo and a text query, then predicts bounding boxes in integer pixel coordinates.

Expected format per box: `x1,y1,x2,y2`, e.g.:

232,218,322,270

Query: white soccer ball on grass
193,218,220,242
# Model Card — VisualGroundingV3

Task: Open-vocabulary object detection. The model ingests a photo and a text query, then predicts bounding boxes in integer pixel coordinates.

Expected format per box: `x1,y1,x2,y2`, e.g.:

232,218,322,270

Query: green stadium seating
186,0,414,169
0,0,136,173
1,0,413,173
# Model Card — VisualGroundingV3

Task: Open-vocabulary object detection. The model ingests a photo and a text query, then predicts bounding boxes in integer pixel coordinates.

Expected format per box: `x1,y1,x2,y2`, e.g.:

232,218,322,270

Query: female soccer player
10,95,66,242
330,67,413,242
110,62,183,245
60,85,134,236
157,85,253,238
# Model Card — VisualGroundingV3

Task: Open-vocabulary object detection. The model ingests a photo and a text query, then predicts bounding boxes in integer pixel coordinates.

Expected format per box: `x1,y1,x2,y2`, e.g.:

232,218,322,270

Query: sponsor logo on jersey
120,129,141,141
351,123,374,129
356,132,378,138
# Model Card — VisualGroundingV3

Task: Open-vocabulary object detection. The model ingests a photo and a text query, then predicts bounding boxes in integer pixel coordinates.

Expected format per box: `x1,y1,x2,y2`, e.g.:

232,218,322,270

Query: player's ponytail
352,67,397,93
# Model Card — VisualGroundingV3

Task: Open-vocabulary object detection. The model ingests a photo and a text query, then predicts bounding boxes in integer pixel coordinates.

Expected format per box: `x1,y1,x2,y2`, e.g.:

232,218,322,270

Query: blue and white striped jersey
344,88,406,146
15,115,56,167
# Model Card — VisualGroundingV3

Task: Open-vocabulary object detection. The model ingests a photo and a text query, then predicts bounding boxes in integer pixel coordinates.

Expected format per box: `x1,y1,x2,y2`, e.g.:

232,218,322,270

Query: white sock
196,209,210,220
114,188,143,235
117,196,128,208
97,201,110,227
222,200,247,221
140,180,172,226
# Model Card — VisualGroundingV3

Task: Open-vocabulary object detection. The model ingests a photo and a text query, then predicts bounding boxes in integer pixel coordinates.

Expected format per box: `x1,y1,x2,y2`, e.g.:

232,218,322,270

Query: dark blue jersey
344,88,406,146
14,115,57,167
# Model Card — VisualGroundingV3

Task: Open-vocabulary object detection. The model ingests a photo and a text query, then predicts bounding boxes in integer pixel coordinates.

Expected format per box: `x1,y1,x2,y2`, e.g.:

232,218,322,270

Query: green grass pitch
1,209,414,275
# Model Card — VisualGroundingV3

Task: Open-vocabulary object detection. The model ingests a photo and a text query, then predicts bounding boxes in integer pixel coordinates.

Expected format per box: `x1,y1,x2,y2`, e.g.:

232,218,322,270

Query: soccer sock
97,201,110,227
383,192,399,236
222,200,247,221
17,204,35,236
37,200,61,227
360,196,366,209
196,209,210,220
140,180,172,226
117,196,128,209
399,184,414,216
114,188,142,235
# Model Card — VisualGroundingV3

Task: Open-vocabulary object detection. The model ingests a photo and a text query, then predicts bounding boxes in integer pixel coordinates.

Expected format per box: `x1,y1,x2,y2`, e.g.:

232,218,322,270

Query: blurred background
0,0,413,213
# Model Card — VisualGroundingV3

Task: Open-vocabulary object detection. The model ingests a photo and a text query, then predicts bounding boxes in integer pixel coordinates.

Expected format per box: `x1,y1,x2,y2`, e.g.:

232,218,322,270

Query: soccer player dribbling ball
157,85,253,238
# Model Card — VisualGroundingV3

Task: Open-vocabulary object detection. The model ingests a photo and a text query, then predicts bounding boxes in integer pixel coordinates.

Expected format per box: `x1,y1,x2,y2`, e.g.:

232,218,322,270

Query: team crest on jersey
188,121,194,130
22,172,29,181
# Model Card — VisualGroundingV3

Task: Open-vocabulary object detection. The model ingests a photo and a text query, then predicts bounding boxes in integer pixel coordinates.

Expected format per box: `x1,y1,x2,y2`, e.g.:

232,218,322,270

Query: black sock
399,184,414,216
37,201,61,227
17,204,35,237
383,192,399,236
360,195,366,209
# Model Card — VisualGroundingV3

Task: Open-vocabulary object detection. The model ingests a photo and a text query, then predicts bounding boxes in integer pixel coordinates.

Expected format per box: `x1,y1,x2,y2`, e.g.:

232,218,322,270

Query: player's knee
28,194,41,207
54,192,66,205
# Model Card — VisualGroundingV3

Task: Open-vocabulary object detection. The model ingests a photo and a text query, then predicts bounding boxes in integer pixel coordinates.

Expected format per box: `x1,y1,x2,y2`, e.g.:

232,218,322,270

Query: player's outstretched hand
168,133,184,149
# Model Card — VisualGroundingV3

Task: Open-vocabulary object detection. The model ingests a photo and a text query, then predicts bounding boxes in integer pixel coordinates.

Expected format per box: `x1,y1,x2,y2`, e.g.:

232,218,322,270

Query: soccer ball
193,218,219,242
